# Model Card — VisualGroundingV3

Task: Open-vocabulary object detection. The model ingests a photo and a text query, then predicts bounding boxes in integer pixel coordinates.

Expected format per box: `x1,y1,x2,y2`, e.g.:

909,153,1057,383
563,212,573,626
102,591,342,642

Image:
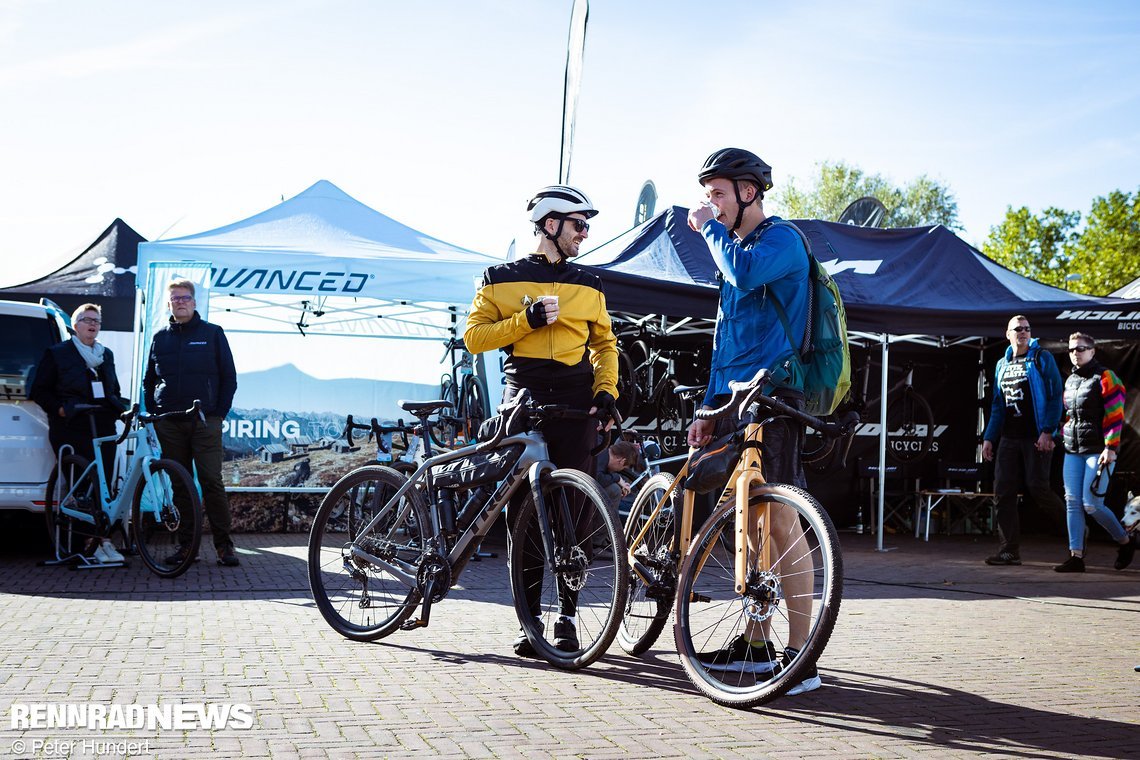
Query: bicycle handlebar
342,415,412,451
475,390,620,457
696,369,861,466
116,400,204,445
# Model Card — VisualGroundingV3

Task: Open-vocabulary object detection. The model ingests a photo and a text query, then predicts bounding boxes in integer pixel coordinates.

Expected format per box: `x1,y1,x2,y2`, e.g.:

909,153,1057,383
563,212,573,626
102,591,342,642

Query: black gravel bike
308,390,628,669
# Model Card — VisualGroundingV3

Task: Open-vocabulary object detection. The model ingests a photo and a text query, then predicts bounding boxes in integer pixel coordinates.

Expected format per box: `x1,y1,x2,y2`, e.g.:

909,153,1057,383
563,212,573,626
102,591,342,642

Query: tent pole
876,334,891,552
130,287,145,409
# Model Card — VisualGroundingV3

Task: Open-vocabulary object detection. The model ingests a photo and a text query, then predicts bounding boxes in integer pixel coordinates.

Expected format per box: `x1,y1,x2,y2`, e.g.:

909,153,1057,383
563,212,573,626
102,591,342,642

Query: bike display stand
469,541,498,561
39,545,128,571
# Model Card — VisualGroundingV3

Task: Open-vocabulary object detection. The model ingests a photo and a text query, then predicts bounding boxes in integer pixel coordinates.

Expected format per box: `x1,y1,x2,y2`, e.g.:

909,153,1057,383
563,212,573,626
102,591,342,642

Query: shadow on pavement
762,667,1137,758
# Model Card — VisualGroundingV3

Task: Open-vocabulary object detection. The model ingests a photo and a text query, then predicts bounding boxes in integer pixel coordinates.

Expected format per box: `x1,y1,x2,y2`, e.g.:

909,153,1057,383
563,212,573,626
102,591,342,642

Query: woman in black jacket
1054,332,1133,572
31,303,128,563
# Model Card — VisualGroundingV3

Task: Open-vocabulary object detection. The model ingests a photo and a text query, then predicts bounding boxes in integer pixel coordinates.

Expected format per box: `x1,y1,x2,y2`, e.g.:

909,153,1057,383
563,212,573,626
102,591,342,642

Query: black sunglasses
1009,326,1031,333
563,217,589,233
1069,346,1093,353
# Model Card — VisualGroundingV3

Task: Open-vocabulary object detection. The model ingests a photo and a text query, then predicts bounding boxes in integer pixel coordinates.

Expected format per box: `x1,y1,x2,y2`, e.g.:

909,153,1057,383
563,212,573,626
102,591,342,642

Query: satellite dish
838,196,888,227
634,180,658,226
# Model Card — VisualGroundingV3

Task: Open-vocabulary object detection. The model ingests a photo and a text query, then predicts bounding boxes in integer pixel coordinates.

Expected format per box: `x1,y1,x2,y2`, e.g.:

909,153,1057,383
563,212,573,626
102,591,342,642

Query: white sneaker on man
97,540,125,563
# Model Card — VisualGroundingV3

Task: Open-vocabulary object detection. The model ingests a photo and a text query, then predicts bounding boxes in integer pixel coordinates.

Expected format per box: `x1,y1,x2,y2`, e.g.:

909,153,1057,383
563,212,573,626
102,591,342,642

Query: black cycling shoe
512,629,539,659
554,617,579,652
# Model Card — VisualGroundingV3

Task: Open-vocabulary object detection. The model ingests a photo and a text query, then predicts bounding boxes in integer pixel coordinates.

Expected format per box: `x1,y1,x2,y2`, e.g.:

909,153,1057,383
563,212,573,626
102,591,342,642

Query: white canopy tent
137,180,500,341
132,181,505,456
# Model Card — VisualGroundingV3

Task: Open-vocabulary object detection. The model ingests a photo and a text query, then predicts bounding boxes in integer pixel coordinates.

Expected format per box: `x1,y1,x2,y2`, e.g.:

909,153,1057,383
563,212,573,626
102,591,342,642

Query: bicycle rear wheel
656,379,692,457
674,483,842,708
618,472,677,656
131,459,203,579
44,454,100,558
462,376,488,443
308,466,429,641
509,469,628,669
615,350,639,421
886,386,934,464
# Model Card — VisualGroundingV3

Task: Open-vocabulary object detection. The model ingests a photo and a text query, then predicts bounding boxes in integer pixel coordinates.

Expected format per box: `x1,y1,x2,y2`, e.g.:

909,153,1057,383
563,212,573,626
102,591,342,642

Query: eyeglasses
1008,326,1031,333
1069,346,1093,353
169,295,194,304
76,317,102,326
566,218,589,233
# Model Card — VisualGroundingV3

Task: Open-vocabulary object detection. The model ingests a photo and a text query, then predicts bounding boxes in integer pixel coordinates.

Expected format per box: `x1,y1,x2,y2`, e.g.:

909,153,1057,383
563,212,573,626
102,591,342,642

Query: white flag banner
559,0,589,185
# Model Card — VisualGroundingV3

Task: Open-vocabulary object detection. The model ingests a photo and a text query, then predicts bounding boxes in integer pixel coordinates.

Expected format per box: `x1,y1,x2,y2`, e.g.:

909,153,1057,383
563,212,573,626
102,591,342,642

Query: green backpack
767,222,852,417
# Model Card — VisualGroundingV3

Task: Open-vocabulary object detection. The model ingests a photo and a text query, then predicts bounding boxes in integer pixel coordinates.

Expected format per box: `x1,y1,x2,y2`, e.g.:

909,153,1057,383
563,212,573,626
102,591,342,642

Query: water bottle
456,486,491,532
439,489,457,533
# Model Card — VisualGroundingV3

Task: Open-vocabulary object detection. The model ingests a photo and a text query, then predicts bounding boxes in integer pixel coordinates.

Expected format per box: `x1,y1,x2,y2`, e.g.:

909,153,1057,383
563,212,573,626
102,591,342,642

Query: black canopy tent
579,207,1140,548
581,206,1140,338
0,218,143,332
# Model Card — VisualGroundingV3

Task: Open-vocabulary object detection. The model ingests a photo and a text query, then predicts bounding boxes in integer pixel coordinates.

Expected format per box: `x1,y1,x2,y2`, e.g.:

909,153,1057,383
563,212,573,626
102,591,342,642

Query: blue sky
1,0,1138,288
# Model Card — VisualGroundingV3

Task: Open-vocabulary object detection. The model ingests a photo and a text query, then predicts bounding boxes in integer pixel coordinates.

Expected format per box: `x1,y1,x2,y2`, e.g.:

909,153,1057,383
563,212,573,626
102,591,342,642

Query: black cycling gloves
592,391,620,426
524,300,548,329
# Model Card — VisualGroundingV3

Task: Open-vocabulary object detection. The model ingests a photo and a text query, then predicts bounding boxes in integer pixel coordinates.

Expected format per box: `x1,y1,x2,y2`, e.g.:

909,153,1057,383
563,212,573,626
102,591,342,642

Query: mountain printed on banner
225,363,439,454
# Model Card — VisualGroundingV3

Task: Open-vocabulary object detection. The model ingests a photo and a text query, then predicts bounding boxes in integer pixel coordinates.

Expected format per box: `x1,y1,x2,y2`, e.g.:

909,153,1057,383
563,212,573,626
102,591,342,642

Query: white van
0,299,72,512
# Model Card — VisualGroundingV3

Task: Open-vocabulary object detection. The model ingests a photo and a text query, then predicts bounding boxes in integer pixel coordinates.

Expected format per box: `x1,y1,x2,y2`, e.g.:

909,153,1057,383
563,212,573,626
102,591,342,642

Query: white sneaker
99,540,125,563
92,543,109,563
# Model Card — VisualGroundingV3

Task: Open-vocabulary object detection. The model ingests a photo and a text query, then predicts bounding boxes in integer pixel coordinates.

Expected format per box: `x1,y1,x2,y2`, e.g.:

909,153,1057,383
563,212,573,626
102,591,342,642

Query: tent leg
876,334,896,552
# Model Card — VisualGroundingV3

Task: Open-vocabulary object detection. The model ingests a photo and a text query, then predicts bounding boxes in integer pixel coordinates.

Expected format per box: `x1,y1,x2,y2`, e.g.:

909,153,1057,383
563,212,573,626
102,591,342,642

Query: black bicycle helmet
698,148,774,191
697,148,773,233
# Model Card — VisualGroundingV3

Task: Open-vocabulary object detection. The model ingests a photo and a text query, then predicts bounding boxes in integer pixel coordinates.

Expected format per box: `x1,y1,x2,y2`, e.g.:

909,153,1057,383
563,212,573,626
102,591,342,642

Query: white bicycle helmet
527,185,599,224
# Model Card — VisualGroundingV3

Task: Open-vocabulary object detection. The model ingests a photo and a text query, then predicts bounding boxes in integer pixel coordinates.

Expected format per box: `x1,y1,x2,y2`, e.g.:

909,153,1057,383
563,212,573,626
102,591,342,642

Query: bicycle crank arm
401,577,438,630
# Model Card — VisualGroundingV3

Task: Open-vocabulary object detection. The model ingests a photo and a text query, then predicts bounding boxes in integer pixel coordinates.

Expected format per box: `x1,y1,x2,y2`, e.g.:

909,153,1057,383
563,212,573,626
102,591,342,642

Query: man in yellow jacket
464,184,619,657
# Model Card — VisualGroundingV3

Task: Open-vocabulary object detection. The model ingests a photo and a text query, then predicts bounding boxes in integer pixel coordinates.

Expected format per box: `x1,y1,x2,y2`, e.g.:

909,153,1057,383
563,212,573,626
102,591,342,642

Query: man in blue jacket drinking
685,148,819,695
981,315,1065,566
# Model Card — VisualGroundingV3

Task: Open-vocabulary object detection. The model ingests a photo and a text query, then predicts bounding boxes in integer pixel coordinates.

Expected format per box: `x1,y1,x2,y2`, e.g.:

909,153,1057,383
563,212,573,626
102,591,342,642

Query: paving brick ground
1,520,1136,759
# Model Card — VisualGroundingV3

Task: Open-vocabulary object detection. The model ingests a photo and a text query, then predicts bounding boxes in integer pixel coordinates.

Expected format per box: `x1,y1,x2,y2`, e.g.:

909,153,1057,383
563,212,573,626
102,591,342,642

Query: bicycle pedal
399,618,428,631
689,592,711,604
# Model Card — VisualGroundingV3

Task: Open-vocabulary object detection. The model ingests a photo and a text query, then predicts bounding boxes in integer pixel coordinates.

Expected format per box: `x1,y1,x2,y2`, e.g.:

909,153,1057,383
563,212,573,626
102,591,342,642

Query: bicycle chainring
416,552,452,603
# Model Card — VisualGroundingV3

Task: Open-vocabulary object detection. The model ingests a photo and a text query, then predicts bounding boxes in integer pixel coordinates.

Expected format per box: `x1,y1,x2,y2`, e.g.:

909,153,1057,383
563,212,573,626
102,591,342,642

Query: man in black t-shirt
981,315,1065,565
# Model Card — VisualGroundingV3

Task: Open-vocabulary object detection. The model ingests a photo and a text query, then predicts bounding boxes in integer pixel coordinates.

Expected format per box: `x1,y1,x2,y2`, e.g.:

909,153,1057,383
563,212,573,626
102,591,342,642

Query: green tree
1070,189,1140,295
774,160,960,230
982,206,1080,289
982,189,1140,295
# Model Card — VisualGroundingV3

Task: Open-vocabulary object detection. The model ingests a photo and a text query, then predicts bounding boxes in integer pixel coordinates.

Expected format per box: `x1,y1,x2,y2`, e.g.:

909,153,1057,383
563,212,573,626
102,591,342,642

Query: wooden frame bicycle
620,369,857,707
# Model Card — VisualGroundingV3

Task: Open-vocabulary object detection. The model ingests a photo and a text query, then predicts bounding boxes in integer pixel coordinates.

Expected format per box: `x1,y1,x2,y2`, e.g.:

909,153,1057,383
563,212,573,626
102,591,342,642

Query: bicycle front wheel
618,472,677,656
886,386,934,464
674,483,842,708
44,454,100,558
308,466,429,641
131,459,203,579
509,469,628,670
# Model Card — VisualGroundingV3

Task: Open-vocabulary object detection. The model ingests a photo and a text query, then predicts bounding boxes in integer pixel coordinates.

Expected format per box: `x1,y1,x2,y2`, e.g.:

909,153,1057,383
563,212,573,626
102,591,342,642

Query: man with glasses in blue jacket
981,315,1065,566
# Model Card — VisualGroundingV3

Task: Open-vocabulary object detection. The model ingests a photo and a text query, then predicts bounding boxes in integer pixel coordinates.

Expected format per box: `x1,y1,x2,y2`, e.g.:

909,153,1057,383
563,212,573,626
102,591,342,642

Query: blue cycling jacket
701,216,810,407
982,338,1064,441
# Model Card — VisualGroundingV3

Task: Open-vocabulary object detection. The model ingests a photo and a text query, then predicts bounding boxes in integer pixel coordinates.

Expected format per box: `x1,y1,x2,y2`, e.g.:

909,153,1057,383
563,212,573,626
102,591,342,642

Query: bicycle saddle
398,399,453,415
673,384,707,400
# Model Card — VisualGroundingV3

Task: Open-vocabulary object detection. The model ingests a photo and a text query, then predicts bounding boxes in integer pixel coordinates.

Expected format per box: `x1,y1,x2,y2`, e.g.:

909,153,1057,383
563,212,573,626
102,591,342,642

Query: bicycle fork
527,461,580,579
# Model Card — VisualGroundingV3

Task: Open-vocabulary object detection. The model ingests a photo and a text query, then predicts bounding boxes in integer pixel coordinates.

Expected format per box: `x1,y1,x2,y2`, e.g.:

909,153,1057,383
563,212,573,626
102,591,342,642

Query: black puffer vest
1062,360,1106,454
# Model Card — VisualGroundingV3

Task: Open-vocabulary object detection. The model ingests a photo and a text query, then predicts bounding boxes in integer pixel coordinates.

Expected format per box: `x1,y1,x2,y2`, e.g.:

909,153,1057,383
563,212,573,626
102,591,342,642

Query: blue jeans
1062,453,1127,552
